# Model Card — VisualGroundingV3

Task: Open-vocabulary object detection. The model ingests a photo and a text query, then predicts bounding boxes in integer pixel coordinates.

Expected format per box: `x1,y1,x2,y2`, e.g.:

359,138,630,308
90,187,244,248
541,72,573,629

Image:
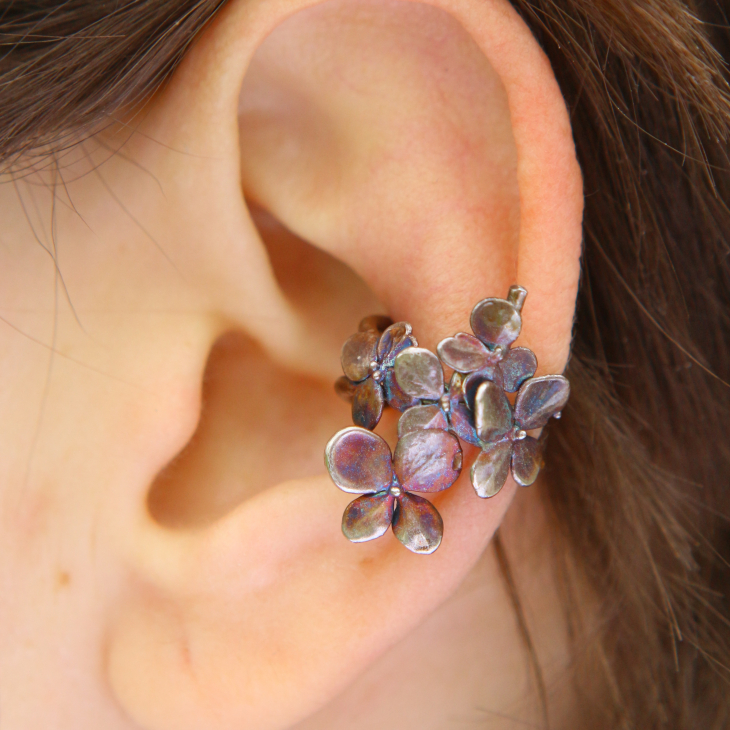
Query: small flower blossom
469,376,570,498
436,286,538,400
325,425,463,553
335,316,420,430
392,347,481,445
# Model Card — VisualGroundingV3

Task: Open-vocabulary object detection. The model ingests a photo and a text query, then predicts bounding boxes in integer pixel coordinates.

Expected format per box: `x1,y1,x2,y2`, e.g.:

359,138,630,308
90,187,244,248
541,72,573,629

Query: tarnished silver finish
507,285,528,311
398,404,449,437
337,319,420,430
514,375,570,430
377,322,417,364
325,422,461,554
327,285,570,551
342,491,395,542
394,429,462,493
325,427,393,494
437,332,491,373
392,492,444,554
352,376,385,430
341,331,379,382
471,298,522,347
511,435,544,486
499,347,537,393
474,381,512,442
394,347,444,399
471,441,512,498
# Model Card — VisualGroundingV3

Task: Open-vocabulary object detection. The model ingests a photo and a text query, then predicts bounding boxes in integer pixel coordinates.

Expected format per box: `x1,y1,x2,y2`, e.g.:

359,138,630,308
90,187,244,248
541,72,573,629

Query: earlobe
105,1,582,729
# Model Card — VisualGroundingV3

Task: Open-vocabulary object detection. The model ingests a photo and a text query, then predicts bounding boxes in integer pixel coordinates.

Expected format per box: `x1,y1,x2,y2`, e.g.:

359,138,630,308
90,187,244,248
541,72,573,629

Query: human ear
102,0,583,728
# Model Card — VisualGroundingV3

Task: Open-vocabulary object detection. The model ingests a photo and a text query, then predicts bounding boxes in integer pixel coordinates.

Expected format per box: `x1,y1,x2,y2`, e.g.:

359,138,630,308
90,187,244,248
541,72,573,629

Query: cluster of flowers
325,286,569,555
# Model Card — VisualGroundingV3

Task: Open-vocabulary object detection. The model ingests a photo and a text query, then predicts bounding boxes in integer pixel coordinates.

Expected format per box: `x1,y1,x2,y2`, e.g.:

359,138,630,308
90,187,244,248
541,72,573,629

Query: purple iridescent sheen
398,405,449,437
514,375,570,430
392,493,443,554
342,491,396,542
394,348,444,400
511,435,544,486
352,377,385,430
325,424,461,553
470,298,522,347
325,428,393,494
394,430,462,493
499,347,538,392
471,441,512,498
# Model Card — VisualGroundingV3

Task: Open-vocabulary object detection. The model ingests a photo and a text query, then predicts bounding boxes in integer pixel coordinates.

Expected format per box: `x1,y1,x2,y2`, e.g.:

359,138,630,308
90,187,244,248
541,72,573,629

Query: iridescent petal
325,427,394,494
342,491,396,542
474,381,513,442
471,441,512,498
352,377,385,430
463,366,504,410
392,493,443,554
499,347,538,393
514,375,570,430
341,331,378,382
393,429,462,493
470,298,522,347
383,370,421,411
437,332,491,373
511,435,544,486
394,348,444,399
398,405,449,438
377,322,417,364
334,376,356,403
358,314,393,334
448,399,481,446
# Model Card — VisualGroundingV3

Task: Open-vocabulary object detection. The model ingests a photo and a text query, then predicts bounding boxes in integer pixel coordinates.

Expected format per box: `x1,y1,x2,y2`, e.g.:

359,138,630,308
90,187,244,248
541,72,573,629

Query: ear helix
326,286,570,554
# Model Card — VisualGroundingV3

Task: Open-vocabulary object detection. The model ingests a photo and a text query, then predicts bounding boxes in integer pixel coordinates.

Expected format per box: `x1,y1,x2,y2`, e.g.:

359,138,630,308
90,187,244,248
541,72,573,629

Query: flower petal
383,370,420,411
471,441,512,498
499,347,537,393
514,375,570,430
342,491,395,542
393,429,462,493
325,427,394,494
437,332,491,373
334,376,356,403
392,493,443,554
398,405,449,438
358,314,393,334
474,381,513,442
463,366,504,410
341,331,378,382
394,347,444,399
377,322,417,364
511,435,544,486
448,399,481,446
352,377,385,430
470,298,522,347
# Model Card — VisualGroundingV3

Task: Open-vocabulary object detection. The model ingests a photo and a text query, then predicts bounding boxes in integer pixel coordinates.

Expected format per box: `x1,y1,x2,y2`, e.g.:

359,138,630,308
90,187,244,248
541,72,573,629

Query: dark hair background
2,0,730,727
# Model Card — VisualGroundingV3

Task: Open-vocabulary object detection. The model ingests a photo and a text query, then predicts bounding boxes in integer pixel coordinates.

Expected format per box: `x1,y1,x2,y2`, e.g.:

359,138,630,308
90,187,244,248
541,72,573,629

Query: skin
0,0,583,728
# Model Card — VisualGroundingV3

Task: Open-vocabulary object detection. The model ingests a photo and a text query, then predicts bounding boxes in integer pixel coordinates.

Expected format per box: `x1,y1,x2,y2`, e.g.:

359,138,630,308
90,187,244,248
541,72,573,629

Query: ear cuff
325,286,570,554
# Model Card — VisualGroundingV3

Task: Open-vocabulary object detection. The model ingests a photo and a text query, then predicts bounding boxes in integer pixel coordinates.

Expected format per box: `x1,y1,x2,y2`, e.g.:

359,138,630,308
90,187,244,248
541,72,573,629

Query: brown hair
2,0,729,727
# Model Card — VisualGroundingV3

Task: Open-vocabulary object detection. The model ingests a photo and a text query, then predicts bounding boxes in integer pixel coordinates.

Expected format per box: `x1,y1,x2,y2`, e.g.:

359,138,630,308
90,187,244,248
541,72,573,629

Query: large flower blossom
325,425,463,554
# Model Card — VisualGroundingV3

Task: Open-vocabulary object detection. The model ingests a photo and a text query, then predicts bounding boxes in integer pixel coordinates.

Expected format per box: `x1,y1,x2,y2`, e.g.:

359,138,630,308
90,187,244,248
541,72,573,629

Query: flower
391,346,481,446
469,376,570,498
335,316,420,430
325,425,463,553
436,286,538,400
